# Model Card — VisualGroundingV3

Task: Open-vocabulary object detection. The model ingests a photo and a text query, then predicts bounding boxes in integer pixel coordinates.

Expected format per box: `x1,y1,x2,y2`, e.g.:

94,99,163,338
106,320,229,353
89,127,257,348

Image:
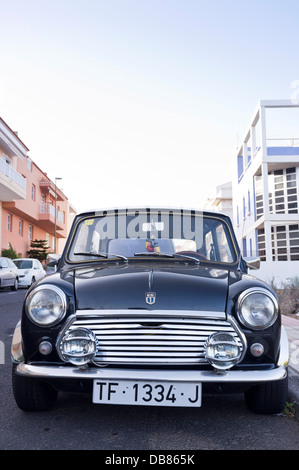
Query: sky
1,0,299,214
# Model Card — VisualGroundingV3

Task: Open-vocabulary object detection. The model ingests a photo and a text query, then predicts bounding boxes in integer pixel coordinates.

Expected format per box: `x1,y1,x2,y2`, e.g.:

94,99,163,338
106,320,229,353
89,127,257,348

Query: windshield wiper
134,252,199,264
73,252,128,262
134,252,174,258
173,253,200,264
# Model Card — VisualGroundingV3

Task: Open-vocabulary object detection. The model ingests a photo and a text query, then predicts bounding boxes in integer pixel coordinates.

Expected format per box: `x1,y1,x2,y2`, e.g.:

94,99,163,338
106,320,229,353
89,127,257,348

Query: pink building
0,116,74,257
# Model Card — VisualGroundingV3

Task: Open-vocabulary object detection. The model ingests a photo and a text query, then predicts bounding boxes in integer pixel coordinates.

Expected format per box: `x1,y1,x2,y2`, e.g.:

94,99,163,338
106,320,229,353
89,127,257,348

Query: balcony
39,203,65,233
0,159,26,201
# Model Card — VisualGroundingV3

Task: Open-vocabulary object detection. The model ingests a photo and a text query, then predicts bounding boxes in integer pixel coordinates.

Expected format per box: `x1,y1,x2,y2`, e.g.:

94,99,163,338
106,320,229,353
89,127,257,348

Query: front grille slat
66,311,243,366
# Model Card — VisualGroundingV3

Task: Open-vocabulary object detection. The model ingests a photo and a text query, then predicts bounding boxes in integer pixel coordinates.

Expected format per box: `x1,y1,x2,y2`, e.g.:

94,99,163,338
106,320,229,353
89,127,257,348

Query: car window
204,223,234,263
1,259,9,268
108,238,175,257
14,260,33,269
67,210,237,265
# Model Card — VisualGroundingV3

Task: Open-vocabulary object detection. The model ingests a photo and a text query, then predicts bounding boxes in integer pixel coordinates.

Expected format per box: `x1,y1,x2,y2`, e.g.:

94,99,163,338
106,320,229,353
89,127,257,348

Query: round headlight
237,288,278,330
26,285,67,326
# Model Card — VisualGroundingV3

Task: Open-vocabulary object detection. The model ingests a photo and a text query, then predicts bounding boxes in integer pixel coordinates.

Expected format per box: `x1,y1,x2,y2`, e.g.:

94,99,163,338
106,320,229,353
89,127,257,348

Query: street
1,289,299,451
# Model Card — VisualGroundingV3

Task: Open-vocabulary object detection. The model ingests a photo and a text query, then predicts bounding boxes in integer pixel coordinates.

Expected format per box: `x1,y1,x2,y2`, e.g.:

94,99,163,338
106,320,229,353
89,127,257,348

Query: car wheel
12,364,58,411
11,278,19,291
31,276,36,285
244,373,288,414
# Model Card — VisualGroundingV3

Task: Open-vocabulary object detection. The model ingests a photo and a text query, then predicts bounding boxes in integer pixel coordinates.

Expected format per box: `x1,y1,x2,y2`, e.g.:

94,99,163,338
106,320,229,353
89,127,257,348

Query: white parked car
0,257,19,290
13,258,45,287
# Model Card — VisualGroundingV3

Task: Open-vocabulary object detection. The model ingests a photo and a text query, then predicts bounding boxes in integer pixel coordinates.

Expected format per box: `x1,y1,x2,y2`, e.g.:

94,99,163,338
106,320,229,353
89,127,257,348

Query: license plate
92,380,202,407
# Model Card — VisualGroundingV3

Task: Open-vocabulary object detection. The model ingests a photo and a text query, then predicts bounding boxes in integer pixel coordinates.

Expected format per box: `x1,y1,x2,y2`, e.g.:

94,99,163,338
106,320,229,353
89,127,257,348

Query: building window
254,175,264,219
242,238,247,257
7,214,12,231
41,194,46,213
19,220,23,236
257,227,266,261
248,190,251,214
269,167,298,215
286,167,298,214
28,225,33,241
272,224,299,261
31,184,36,201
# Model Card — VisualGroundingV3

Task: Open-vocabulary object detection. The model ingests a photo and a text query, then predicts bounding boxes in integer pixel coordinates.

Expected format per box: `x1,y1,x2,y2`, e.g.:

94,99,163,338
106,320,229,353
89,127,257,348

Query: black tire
11,278,19,291
12,364,58,411
244,373,288,414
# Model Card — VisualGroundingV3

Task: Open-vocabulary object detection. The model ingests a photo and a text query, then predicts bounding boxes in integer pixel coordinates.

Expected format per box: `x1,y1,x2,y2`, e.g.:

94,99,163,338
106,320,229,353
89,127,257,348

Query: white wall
253,260,299,287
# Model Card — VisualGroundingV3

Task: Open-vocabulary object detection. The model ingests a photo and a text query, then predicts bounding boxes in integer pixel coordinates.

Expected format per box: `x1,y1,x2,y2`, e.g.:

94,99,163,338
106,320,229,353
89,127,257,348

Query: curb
281,316,299,420
287,369,299,421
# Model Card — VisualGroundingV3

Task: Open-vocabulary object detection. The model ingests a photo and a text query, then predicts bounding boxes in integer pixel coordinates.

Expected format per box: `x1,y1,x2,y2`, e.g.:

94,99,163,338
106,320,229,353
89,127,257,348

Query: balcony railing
40,203,65,224
0,159,26,190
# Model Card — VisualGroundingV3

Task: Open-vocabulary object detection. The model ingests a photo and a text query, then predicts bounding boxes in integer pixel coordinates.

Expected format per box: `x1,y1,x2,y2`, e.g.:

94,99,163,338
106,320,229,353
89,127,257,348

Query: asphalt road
1,288,299,451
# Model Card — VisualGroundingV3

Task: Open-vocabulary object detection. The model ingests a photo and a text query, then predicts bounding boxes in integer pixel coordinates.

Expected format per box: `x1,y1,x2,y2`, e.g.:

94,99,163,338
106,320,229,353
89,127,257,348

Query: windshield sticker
84,219,94,226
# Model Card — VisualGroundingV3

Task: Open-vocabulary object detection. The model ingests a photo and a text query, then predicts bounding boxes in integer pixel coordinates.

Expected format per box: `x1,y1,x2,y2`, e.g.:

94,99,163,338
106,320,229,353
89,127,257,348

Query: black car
11,208,289,413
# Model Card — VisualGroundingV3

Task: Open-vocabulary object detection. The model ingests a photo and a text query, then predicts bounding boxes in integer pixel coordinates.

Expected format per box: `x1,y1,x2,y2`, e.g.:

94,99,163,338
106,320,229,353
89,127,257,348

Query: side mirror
244,256,260,270
47,257,61,267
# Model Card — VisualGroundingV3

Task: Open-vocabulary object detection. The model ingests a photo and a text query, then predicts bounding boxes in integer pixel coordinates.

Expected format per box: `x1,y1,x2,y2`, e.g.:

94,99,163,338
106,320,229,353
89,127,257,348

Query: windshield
13,260,33,269
67,209,237,265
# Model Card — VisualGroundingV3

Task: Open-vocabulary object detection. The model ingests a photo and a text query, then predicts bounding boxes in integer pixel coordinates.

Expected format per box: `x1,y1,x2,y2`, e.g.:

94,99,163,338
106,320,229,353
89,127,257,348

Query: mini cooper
11,208,289,413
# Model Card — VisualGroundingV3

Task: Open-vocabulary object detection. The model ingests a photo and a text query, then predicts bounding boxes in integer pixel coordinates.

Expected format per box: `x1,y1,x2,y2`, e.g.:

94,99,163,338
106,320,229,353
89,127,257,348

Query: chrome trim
58,310,245,367
236,287,278,330
15,363,288,383
244,256,260,270
11,320,24,363
75,309,227,319
227,315,247,363
56,314,77,362
277,326,289,367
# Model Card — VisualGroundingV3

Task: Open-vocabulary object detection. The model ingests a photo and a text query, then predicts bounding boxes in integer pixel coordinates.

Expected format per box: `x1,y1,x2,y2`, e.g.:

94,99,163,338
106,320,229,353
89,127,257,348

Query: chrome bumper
15,362,288,383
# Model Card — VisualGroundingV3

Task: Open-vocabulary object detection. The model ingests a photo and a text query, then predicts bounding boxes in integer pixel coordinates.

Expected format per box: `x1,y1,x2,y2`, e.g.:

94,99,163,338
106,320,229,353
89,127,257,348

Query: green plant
272,278,299,316
282,401,296,418
27,239,50,262
1,243,19,259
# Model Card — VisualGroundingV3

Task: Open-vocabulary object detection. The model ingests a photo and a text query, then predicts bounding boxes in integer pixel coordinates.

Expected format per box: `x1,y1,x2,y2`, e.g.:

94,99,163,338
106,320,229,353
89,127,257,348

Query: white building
232,100,299,286
204,181,233,220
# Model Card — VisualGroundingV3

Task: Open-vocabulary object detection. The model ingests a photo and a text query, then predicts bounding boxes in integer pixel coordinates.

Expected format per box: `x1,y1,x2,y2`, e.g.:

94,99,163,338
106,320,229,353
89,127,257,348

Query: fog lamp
205,332,242,370
59,328,97,366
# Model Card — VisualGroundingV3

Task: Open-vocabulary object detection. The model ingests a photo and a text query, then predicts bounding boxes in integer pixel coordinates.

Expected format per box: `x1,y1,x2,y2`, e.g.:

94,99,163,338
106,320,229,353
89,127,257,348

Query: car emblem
145,292,156,305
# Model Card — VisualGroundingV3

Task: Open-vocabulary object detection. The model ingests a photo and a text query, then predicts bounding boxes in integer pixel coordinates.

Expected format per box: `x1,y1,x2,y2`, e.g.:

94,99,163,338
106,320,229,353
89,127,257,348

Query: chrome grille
66,310,244,366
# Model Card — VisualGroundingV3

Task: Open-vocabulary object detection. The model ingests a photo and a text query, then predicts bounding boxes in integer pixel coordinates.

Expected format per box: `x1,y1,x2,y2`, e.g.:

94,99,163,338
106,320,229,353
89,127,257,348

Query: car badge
145,292,156,305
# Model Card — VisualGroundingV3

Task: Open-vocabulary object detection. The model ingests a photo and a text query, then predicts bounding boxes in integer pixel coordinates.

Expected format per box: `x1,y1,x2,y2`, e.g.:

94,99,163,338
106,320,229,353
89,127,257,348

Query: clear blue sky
1,0,299,212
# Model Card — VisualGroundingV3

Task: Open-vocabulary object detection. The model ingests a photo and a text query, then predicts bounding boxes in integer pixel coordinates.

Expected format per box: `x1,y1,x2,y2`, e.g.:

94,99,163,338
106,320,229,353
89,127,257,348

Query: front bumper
15,362,288,384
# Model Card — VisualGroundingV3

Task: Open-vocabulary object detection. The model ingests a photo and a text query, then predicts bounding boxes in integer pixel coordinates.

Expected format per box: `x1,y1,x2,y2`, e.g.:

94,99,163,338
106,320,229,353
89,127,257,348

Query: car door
8,259,18,284
33,260,44,280
0,258,11,286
